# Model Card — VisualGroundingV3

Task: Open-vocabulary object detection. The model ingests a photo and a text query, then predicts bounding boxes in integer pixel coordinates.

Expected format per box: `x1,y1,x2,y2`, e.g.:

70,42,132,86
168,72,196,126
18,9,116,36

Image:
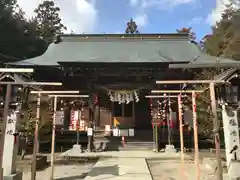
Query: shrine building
7,33,238,135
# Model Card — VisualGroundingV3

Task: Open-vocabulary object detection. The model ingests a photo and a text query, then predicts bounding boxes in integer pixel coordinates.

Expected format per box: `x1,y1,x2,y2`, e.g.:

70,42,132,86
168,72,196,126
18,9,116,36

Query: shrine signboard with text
222,105,240,167
2,111,19,175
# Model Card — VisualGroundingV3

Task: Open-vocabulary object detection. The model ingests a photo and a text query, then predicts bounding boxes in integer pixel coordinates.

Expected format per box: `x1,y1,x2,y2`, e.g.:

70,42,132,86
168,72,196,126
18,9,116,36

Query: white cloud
130,0,139,7
134,13,148,27
16,0,97,33
206,0,229,25
129,0,194,29
207,0,240,25
130,0,194,9
188,16,203,25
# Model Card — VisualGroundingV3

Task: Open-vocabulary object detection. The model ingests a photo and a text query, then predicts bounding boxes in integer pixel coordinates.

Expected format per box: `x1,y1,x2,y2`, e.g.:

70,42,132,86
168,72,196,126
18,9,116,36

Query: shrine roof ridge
8,33,207,66
54,33,190,43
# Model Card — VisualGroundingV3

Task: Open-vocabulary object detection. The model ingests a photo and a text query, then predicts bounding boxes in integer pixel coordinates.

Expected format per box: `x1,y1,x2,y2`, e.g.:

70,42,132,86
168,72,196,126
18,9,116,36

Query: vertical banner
55,111,64,125
69,110,78,131
69,110,86,131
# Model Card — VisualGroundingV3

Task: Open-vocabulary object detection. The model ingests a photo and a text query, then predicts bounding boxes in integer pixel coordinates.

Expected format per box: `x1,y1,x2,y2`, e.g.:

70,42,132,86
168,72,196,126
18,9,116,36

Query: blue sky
18,0,219,41
94,0,216,40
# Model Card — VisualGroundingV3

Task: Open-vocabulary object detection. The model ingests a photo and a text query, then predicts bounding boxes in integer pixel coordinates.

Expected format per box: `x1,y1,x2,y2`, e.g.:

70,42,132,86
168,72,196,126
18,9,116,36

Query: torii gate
151,80,226,180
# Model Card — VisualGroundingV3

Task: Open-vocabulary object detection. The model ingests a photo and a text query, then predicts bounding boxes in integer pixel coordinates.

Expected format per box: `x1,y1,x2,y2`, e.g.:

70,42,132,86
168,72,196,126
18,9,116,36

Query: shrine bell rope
153,80,227,180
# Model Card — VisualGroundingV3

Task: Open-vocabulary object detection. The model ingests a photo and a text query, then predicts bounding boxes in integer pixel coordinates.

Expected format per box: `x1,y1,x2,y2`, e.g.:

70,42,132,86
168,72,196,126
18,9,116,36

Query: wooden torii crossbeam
151,90,204,93
153,80,227,180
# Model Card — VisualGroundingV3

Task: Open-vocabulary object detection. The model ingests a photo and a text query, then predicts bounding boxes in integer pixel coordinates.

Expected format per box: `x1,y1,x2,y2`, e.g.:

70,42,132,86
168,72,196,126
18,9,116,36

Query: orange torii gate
149,90,204,180
153,80,226,180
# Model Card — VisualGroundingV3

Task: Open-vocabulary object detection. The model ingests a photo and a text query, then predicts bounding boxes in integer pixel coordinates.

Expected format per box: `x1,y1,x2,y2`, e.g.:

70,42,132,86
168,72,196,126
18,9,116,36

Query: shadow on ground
87,165,119,177
55,173,88,180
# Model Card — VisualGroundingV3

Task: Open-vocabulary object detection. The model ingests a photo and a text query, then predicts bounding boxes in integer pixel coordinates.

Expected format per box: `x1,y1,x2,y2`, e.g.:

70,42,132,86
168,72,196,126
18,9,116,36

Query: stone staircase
94,129,154,151
93,129,213,152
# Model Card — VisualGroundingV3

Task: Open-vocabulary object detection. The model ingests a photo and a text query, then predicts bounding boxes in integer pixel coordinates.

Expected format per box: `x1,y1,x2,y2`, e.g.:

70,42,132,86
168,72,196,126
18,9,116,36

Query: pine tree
125,18,140,34
34,0,66,44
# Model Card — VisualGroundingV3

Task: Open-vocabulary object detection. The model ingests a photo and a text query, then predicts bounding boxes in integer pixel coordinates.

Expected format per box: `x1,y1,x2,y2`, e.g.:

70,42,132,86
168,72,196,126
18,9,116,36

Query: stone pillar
3,110,22,179
222,105,240,178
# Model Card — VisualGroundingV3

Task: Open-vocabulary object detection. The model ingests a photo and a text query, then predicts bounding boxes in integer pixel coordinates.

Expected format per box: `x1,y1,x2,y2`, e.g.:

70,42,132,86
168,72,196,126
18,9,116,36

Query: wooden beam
48,94,88,98
145,95,188,98
0,82,62,85
30,90,79,94
151,90,204,93
0,68,34,73
156,80,226,84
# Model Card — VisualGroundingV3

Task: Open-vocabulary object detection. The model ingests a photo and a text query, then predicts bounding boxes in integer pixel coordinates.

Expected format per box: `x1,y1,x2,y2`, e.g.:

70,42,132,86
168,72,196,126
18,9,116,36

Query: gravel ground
147,159,223,180
23,163,94,180
17,158,96,180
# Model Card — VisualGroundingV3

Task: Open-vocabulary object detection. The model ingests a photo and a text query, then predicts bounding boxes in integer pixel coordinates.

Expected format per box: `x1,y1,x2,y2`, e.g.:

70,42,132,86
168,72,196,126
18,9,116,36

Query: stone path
20,150,231,180
84,158,152,180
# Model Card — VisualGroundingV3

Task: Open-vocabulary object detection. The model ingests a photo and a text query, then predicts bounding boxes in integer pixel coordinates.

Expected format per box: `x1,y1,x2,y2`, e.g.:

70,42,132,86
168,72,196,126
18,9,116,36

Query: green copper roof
169,54,240,68
12,33,209,66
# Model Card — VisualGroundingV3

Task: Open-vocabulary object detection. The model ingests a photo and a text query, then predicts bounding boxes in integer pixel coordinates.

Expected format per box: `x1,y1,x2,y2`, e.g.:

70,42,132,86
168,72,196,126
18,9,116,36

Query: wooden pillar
111,102,114,128
97,103,100,127
87,84,94,152
132,101,135,127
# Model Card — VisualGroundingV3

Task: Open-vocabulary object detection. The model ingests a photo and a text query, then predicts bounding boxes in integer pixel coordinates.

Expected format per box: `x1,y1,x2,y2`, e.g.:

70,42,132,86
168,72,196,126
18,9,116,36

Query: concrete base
4,171,23,180
228,160,240,179
73,144,81,149
164,145,177,153
73,144,83,153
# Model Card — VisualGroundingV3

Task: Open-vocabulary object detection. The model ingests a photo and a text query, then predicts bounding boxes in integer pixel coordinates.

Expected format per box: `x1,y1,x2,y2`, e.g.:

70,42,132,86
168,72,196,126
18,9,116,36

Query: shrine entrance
108,90,151,130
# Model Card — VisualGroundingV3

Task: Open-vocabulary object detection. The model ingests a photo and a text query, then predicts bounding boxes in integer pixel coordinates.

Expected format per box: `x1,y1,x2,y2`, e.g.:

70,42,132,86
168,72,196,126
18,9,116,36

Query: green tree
0,0,47,62
125,18,140,34
34,0,66,44
192,3,240,138
202,2,240,59
18,101,52,159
